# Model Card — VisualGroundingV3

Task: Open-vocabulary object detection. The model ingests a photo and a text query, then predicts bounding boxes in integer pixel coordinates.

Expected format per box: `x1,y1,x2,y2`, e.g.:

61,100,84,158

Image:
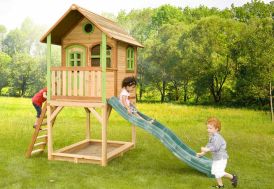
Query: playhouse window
69,52,82,66
126,47,134,70
82,23,94,34
91,45,111,68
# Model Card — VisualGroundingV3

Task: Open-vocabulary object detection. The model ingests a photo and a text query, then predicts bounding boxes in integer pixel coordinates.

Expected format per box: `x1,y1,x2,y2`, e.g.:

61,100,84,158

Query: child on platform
119,76,154,124
32,87,47,128
196,117,238,188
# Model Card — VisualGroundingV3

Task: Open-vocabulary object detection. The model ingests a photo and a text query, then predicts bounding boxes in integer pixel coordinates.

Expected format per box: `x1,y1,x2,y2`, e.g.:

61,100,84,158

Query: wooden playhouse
26,4,143,166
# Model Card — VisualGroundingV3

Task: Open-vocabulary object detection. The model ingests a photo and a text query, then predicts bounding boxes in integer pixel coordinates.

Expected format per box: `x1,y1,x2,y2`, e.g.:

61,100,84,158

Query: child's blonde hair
207,117,221,131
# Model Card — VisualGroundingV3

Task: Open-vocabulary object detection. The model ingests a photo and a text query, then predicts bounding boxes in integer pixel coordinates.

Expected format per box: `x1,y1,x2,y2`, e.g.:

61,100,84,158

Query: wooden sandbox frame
47,100,136,166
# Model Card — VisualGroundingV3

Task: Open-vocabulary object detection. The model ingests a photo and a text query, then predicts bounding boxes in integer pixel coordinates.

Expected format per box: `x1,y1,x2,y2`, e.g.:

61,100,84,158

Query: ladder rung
40,128,48,132
34,142,46,147
41,122,47,126
31,149,44,155
37,135,48,139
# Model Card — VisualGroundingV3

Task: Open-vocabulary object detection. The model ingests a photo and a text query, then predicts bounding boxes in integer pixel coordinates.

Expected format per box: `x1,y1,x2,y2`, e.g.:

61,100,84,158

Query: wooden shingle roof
40,4,144,47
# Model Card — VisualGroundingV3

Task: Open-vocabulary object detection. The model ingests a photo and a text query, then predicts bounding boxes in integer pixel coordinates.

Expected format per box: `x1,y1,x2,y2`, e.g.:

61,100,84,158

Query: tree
179,16,245,103
0,52,11,95
8,53,36,96
0,25,7,51
233,18,274,107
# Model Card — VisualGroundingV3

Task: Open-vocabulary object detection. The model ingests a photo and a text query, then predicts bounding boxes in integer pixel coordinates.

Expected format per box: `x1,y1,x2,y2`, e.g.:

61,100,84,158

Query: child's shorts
129,104,138,114
33,103,42,118
211,159,227,178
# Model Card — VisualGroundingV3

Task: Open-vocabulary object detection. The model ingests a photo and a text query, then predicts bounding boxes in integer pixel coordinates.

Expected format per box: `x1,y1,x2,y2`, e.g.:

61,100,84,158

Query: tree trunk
270,82,273,122
183,80,188,102
139,83,143,101
161,80,166,103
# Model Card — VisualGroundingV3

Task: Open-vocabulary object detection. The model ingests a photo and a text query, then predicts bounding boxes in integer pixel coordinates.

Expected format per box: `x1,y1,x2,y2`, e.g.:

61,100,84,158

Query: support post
101,33,107,103
85,108,91,139
101,104,108,166
47,34,51,100
47,105,53,160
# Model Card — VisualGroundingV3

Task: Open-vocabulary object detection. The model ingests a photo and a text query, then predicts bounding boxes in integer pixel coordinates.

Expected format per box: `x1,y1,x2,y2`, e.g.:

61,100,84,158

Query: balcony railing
50,67,102,100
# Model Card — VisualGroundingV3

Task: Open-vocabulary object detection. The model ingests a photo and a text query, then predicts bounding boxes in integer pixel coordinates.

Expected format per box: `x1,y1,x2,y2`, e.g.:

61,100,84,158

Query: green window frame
82,22,94,34
91,45,111,68
127,47,134,70
66,45,86,67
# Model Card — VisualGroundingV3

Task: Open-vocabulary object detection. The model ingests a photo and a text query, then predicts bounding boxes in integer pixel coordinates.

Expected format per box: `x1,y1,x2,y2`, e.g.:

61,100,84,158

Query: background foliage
0,0,273,109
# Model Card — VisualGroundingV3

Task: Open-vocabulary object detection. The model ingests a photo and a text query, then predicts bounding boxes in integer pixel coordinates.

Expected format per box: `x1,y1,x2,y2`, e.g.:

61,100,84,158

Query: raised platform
51,139,134,165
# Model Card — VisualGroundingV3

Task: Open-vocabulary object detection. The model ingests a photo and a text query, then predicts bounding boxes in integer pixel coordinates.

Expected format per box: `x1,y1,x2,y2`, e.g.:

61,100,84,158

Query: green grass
0,97,273,189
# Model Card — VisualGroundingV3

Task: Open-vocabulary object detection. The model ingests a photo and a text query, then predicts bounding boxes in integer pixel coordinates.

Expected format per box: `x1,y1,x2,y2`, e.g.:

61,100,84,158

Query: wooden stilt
84,108,91,139
101,104,108,166
47,105,53,160
132,125,136,147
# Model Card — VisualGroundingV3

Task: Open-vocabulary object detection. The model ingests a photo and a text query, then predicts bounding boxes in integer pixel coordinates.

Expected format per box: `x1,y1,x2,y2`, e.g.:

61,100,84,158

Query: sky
0,0,272,31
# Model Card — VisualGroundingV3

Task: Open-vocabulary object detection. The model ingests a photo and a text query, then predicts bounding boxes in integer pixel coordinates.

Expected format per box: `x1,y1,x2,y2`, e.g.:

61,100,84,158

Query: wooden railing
50,67,102,100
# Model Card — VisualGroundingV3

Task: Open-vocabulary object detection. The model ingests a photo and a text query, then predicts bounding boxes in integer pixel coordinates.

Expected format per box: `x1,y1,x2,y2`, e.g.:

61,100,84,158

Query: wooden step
34,142,46,147
37,135,48,139
41,122,47,126
40,128,48,132
31,149,44,155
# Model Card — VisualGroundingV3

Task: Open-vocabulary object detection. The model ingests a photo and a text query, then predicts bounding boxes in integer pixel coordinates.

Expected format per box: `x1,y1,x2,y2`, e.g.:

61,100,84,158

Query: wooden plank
107,143,134,160
97,71,102,97
47,105,53,160
51,71,56,96
49,100,104,108
31,149,44,155
62,70,66,96
51,66,117,71
85,71,90,97
88,107,102,124
52,152,101,161
57,71,61,96
34,142,47,147
49,106,63,122
79,71,84,96
68,71,72,96
101,104,107,166
55,139,90,153
51,155,101,164
85,108,91,140
73,70,78,96
91,71,96,96
50,96,101,102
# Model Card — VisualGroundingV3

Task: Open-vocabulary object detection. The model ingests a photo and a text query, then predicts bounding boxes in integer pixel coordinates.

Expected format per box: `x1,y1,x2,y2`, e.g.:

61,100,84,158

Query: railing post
101,33,107,103
47,34,51,100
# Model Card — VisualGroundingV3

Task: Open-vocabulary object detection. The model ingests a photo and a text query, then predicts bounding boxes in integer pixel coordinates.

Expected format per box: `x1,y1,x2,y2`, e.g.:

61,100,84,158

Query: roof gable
40,4,143,47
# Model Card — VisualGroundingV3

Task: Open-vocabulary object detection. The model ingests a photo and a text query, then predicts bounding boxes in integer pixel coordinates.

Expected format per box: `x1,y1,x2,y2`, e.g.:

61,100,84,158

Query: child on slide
119,76,154,124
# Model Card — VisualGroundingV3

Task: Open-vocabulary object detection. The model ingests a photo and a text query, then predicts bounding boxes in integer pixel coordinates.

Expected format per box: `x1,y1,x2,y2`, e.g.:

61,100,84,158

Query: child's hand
201,147,209,152
127,108,131,114
196,152,204,157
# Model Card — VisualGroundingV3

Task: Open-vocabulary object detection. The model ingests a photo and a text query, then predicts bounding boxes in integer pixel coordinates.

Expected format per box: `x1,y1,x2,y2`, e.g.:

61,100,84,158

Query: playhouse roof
40,4,144,47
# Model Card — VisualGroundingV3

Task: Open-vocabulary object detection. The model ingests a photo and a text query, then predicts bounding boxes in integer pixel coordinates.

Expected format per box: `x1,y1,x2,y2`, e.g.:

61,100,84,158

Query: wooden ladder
26,103,48,158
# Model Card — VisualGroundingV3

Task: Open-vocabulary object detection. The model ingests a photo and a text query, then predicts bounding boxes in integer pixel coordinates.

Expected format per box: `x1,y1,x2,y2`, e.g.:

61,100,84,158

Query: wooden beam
47,34,51,100
88,107,103,124
84,108,91,139
101,104,107,166
49,100,104,108
101,33,107,103
47,105,53,160
50,106,64,122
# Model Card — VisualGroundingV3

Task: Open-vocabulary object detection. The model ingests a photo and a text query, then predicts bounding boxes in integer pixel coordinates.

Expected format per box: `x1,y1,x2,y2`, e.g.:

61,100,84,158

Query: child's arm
43,92,47,99
121,96,131,114
196,146,210,157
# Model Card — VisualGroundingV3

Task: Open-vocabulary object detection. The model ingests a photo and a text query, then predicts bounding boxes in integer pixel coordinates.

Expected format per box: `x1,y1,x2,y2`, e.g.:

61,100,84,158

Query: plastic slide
108,96,213,177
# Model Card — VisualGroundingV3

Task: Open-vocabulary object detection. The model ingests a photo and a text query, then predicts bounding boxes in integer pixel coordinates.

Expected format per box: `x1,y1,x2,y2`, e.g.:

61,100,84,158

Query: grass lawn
0,97,273,189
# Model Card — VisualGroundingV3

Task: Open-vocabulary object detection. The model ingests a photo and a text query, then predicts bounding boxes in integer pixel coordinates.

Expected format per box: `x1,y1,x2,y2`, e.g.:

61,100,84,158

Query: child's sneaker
231,175,238,187
212,185,224,188
148,119,155,124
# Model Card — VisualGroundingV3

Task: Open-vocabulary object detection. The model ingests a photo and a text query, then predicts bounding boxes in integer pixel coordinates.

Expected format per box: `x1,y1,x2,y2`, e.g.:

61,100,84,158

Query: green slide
108,96,213,177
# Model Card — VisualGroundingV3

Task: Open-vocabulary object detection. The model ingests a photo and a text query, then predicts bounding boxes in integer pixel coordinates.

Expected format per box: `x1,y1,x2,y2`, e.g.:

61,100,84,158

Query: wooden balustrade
51,67,102,100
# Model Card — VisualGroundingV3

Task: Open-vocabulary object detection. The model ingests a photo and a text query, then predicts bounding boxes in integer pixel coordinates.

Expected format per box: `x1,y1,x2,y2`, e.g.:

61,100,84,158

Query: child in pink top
119,76,154,124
